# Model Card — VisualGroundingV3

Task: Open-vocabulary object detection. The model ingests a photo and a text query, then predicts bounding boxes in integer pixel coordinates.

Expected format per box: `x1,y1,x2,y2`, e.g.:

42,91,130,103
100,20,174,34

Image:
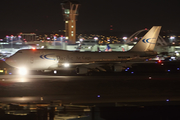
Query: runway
0,74,180,105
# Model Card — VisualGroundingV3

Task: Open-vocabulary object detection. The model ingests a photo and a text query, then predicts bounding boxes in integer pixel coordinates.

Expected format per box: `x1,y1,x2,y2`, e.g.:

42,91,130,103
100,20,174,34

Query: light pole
10,35,13,51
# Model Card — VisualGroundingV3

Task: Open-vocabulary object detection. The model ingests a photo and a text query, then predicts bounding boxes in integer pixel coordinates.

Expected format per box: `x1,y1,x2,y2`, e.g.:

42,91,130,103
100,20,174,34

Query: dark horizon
0,0,180,35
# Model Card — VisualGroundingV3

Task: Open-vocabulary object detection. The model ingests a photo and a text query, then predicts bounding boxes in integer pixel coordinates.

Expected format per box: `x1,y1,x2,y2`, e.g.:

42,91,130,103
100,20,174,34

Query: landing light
18,67,28,75
63,63,70,67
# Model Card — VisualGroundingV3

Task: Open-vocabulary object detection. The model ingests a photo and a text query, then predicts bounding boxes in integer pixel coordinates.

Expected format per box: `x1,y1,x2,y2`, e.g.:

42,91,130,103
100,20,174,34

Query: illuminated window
72,20,73,22
71,34,74,36
71,31,73,33
66,37,69,39
65,21,68,23
71,26,74,28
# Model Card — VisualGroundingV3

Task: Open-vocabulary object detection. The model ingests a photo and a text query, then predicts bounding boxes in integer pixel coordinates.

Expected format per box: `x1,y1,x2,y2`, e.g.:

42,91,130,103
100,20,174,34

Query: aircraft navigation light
158,60,162,63
54,70,57,74
63,63,70,67
32,48,36,51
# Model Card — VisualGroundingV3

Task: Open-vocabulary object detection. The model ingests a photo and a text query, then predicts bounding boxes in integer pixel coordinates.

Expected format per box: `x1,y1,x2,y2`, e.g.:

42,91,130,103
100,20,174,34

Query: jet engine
112,65,123,72
76,67,88,74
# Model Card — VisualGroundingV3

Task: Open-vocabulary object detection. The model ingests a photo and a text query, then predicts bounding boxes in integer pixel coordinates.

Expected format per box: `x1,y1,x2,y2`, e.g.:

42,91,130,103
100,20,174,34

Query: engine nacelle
113,65,123,72
76,67,88,74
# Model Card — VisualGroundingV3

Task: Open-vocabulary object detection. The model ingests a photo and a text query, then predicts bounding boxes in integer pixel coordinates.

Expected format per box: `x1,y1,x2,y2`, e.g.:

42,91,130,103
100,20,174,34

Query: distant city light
123,37,127,40
170,36,175,40
176,52,179,56
94,37,98,40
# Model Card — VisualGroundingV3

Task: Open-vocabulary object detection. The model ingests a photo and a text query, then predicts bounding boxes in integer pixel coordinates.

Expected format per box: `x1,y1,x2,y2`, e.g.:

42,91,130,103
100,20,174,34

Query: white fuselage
5,49,156,70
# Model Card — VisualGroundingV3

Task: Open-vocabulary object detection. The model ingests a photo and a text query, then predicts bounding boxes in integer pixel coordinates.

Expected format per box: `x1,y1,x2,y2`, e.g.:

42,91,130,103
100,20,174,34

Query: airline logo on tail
105,44,112,52
142,38,156,44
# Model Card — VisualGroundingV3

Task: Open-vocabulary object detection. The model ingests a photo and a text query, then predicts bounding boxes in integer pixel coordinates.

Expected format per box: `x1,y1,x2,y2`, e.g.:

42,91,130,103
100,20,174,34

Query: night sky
0,0,180,34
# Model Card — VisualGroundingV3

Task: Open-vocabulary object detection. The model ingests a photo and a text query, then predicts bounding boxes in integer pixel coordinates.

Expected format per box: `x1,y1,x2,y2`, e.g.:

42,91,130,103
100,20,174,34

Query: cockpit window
17,51,22,53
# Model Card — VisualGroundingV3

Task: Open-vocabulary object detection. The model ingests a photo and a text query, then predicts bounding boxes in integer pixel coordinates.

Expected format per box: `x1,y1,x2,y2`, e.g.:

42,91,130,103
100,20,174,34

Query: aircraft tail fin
130,26,161,52
105,44,112,52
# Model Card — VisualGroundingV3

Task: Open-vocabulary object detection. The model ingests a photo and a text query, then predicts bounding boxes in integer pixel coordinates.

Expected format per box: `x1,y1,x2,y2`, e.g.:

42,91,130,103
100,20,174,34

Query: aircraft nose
5,57,16,67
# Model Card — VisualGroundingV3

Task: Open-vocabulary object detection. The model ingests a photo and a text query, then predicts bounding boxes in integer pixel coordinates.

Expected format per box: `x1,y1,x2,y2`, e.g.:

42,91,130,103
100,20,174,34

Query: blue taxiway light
168,70,170,72
97,95,100,98
166,99,169,102
131,72,134,74
177,68,179,70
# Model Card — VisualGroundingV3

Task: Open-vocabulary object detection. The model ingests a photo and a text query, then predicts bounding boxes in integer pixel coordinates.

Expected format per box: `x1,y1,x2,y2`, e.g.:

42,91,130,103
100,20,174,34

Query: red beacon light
32,48,36,51
158,60,162,63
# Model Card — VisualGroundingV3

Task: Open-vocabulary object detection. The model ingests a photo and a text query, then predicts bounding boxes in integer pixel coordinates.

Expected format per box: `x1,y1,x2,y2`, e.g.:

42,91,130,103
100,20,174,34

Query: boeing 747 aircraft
5,26,161,75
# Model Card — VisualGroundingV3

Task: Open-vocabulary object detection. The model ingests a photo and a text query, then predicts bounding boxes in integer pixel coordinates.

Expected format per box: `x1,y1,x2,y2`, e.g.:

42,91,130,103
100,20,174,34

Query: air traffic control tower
61,0,80,44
